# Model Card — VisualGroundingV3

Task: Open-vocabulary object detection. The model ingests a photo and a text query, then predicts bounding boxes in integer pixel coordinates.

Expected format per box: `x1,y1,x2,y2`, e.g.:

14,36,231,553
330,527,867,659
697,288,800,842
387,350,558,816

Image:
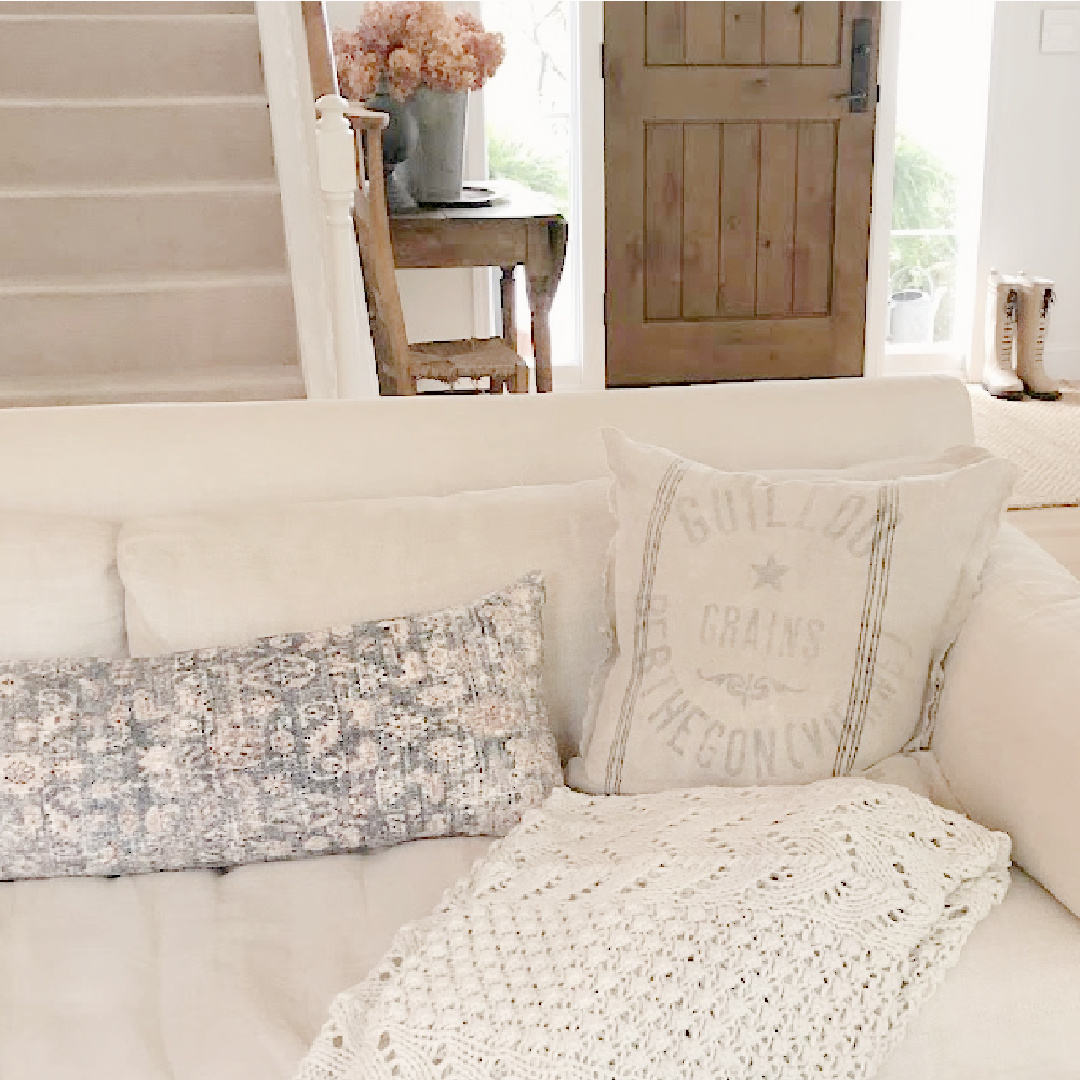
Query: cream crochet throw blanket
298,780,1010,1080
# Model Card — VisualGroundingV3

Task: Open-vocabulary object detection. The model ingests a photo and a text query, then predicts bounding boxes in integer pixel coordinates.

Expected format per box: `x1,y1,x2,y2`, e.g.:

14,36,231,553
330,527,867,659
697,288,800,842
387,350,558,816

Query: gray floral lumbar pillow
0,574,560,880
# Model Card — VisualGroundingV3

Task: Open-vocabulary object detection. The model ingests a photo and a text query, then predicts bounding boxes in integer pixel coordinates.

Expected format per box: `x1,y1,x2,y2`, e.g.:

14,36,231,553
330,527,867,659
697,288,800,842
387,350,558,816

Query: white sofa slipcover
1,375,1078,1080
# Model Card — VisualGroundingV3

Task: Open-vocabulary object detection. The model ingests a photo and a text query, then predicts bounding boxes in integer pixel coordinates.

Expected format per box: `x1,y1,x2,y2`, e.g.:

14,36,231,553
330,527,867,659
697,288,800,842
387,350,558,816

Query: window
884,1,993,374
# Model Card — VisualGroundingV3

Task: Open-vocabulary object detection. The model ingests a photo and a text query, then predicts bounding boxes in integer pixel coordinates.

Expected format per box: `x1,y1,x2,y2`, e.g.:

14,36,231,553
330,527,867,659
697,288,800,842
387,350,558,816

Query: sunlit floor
969,382,1080,578
969,383,1080,509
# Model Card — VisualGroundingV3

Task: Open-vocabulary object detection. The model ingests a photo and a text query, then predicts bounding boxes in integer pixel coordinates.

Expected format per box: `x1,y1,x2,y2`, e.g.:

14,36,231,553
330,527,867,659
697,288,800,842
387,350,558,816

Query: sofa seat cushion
875,870,1080,1080
0,837,492,1080
0,846,1077,1080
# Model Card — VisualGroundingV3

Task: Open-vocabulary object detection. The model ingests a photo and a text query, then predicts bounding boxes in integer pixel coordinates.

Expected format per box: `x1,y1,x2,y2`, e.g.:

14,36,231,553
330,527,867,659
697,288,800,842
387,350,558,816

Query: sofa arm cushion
932,522,1080,917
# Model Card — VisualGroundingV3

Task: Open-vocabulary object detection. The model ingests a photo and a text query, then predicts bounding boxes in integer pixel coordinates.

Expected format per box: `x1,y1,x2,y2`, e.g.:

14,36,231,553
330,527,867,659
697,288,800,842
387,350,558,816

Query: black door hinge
600,42,605,79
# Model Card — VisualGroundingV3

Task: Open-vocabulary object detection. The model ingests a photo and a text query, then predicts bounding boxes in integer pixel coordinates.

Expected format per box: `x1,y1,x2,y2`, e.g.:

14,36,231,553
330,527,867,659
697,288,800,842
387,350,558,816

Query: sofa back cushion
0,513,125,660
0,379,973,523
118,481,614,761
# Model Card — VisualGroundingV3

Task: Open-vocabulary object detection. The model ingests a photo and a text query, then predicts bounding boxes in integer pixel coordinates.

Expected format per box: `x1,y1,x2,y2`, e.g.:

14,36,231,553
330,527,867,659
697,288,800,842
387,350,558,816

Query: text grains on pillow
298,780,1011,1080
0,575,560,880
578,431,1015,794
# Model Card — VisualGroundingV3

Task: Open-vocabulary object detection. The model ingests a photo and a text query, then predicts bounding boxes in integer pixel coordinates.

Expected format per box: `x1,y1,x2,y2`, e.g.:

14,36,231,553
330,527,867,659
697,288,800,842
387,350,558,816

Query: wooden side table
388,180,568,392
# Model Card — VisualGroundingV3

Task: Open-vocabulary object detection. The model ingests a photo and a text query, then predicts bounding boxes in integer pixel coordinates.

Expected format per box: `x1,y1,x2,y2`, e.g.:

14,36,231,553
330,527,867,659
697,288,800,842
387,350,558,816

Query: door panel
763,3,802,64
681,125,722,318
802,2,843,64
756,121,799,316
719,123,759,317
605,1,879,386
723,3,763,64
643,123,683,320
794,121,838,315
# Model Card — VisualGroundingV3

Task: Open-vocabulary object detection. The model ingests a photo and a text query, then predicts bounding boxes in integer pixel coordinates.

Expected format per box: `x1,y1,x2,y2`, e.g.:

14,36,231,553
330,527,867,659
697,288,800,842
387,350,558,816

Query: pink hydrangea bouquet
333,2,506,102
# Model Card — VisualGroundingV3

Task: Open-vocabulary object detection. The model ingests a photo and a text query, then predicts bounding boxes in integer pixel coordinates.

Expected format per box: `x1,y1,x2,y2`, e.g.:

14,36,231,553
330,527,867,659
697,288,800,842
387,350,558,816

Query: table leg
526,281,553,393
500,266,516,351
525,221,568,394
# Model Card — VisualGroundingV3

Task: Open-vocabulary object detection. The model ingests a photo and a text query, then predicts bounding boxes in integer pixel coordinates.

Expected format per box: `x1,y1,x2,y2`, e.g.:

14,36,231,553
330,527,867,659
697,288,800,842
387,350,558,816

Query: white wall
971,2,1080,381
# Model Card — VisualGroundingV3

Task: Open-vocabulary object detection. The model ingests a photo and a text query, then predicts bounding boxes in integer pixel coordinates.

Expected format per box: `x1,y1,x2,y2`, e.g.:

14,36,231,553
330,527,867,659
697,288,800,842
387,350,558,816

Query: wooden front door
604,2,880,386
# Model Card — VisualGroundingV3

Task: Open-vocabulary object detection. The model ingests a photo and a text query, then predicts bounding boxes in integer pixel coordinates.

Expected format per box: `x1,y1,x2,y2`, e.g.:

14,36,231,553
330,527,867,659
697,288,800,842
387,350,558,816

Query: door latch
845,18,873,113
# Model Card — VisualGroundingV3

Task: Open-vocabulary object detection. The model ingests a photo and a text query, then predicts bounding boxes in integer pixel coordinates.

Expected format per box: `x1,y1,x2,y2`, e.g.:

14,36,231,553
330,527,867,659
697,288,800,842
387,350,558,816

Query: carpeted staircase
0,0,305,405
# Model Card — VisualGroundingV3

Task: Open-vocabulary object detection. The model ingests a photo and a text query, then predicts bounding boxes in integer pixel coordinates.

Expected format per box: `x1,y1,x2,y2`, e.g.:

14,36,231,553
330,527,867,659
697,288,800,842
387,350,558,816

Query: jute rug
968,383,1080,509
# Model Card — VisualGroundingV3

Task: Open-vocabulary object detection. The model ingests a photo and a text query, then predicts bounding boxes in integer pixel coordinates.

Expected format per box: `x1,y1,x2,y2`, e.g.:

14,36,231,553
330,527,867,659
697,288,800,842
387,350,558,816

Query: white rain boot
982,271,1025,400
1016,275,1062,400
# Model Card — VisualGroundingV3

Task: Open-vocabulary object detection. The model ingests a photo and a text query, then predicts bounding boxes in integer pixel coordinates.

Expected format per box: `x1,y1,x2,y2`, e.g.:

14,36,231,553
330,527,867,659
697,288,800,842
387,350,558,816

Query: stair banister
315,94,380,401
301,0,337,100
255,0,378,400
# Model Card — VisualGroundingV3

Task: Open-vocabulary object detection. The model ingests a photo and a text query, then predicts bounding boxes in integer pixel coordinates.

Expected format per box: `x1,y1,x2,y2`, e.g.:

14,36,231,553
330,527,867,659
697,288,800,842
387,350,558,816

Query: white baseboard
879,350,965,378
552,364,584,392
1045,347,1080,381
0,365,306,407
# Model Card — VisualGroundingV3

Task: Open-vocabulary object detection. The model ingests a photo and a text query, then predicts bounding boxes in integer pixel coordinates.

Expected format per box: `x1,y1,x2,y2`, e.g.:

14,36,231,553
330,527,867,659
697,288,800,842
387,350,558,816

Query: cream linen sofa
1,375,1078,1080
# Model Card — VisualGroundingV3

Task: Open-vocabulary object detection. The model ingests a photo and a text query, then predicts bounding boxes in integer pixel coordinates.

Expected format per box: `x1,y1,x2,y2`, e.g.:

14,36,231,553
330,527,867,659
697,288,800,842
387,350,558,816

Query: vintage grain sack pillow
575,431,1015,794
0,575,560,880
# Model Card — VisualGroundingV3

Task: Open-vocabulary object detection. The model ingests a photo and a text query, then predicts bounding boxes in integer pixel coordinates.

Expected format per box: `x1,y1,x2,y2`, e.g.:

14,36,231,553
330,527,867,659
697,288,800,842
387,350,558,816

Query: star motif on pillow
752,554,789,590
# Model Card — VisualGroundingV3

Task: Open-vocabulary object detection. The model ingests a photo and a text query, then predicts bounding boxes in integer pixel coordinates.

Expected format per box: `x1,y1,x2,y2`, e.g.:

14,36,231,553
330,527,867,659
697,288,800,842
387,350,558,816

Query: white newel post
255,1,379,400
315,95,378,400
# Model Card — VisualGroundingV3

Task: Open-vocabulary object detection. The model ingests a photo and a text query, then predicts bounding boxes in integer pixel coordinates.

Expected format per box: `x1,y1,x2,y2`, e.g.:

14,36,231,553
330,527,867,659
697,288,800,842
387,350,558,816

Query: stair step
0,14,264,98
0,274,297,377
0,98,275,186
0,188,287,278
0,365,307,408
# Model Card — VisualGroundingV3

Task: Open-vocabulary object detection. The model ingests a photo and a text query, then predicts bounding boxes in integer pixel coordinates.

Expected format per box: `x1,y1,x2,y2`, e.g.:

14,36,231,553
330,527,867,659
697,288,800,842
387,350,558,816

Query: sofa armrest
932,522,1080,917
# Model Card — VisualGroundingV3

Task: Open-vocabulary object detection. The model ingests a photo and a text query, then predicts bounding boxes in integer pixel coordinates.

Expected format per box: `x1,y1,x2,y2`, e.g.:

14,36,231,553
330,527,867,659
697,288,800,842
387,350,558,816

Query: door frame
574,0,901,390
570,0,608,390
863,0,901,378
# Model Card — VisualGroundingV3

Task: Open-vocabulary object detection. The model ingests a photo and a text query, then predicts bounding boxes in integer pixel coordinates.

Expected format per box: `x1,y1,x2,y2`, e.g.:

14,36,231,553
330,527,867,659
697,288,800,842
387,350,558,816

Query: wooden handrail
303,1,386,183
316,100,389,129
300,0,337,99
341,105,389,128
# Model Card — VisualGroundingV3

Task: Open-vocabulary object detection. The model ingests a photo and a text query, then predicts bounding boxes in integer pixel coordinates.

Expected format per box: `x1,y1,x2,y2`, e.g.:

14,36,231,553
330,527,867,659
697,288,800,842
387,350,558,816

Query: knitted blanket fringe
297,779,1011,1080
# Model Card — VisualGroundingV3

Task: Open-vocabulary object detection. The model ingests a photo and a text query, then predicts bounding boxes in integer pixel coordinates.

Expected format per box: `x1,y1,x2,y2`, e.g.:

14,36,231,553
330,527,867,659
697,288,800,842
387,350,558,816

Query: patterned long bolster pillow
0,574,561,880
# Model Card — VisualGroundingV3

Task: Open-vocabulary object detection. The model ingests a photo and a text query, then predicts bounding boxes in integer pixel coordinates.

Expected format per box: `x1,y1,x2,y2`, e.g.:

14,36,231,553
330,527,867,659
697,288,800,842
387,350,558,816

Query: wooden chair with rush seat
349,110,529,395
303,3,529,396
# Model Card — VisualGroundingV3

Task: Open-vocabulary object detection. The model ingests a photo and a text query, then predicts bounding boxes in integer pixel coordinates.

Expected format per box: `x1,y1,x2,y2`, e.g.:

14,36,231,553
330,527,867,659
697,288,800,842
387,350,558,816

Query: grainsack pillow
571,430,1015,794
575,444,998,758
0,575,560,880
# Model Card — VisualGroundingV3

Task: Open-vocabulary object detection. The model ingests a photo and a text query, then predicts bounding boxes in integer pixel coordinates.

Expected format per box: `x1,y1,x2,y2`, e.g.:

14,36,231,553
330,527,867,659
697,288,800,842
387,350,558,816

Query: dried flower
454,10,483,33
332,26,380,98
387,47,422,100
333,1,505,101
